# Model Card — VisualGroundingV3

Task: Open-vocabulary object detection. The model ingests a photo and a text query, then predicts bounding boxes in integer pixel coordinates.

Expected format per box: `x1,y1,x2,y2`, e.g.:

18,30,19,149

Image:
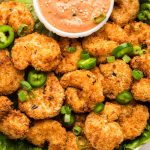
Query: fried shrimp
12,33,61,71
0,50,24,95
27,120,67,150
66,132,79,150
119,104,149,140
124,22,150,45
111,0,139,26
84,102,149,149
60,70,104,113
104,23,128,44
82,23,131,63
0,96,12,120
19,73,64,119
100,60,132,99
0,110,30,139
101,102,122,122
84,112,124,150
131,54,150,78
66,132,94,150
56,38,82,74
0,1,34,33
82,34,118,63
131,78,150,102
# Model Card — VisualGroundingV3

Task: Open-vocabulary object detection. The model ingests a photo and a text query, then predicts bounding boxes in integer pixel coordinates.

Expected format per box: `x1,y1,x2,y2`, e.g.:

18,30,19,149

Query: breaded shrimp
119,104,149,140
66,132,79,150
0,50,24,95
124,22,150,45
131,54,150,78
12,33,61,71
0,110,30,139
131,78,150,102
100,60,132,99
111,0,139,26
0,96,12,120
60,70,104,113
0,1,34,33
84,112,124,150
101,102,122,122
27,120,67,150
82,36,118,63
104,23,129,44
66,132,95,150
56,38,82,74
19,73,64,119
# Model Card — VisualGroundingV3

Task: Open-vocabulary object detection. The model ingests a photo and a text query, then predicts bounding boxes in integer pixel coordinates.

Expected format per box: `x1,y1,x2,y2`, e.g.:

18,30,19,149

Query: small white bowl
33,0,114,38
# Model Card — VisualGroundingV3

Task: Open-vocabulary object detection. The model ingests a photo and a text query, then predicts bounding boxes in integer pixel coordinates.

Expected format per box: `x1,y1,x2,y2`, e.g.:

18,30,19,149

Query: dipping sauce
39,0,110,33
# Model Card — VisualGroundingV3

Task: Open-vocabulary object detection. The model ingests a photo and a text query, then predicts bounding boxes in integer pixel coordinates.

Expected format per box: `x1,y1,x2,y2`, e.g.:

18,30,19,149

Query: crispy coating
82,35,118,63
100,60,132,99
56,38,82,74
0,50,24,95
131,78,150,102
0,96,12,120
66,132,95,150
111,0,139,26
12,33,61,71
124,22,150,45
0,110,30,139
60,70,104,113
119,104,149,140
131,54,150,78
0,1,34,33
101,102,122,122
82,22,133,63
27,120,67,150
84,113,124,150
19,73,64,119
66,132,79,150
104,23,128,44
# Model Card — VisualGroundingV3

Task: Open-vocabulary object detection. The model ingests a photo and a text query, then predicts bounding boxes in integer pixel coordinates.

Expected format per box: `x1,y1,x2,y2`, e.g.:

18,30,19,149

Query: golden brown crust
0,50,24,95
60,70,104,113
124,22,150,45
82,36,118,63
119,104,149,140
0,110,30,139
12,33,61,71
27,120,67,150
100,60,132,99
0,96,12,120
101,102,122,122
111,0,139,26
131,54,150,78
66,132,95,150
56,38,82,74
19,73,64,119
66,132,79,150
104,23,129,44
84,112,124,150
131,78,150,102
0,1,34,33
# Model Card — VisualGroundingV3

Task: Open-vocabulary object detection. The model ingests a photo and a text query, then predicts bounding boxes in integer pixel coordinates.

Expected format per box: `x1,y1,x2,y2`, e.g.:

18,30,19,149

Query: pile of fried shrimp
0,1,150,150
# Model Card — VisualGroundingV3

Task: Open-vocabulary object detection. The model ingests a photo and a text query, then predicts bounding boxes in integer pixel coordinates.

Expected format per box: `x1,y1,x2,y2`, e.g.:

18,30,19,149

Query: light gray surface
140,143,150,150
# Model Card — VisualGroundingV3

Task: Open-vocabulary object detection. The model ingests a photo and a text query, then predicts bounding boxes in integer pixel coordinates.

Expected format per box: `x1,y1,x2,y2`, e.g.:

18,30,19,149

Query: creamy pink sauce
39,0,110,33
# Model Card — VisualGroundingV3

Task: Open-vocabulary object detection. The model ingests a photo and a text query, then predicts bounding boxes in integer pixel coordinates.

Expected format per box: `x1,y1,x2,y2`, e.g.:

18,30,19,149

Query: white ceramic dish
33,0,114,38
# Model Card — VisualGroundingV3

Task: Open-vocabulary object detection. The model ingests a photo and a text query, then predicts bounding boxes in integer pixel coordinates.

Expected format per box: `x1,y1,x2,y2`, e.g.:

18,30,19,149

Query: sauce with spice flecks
39,0,110,33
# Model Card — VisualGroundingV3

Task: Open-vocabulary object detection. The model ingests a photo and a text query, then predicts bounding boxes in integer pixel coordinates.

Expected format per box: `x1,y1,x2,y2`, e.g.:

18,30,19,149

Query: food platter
0,0,150,150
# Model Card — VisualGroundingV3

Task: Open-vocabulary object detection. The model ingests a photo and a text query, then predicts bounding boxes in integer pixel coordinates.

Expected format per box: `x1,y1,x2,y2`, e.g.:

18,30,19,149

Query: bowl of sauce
33,0,114,38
